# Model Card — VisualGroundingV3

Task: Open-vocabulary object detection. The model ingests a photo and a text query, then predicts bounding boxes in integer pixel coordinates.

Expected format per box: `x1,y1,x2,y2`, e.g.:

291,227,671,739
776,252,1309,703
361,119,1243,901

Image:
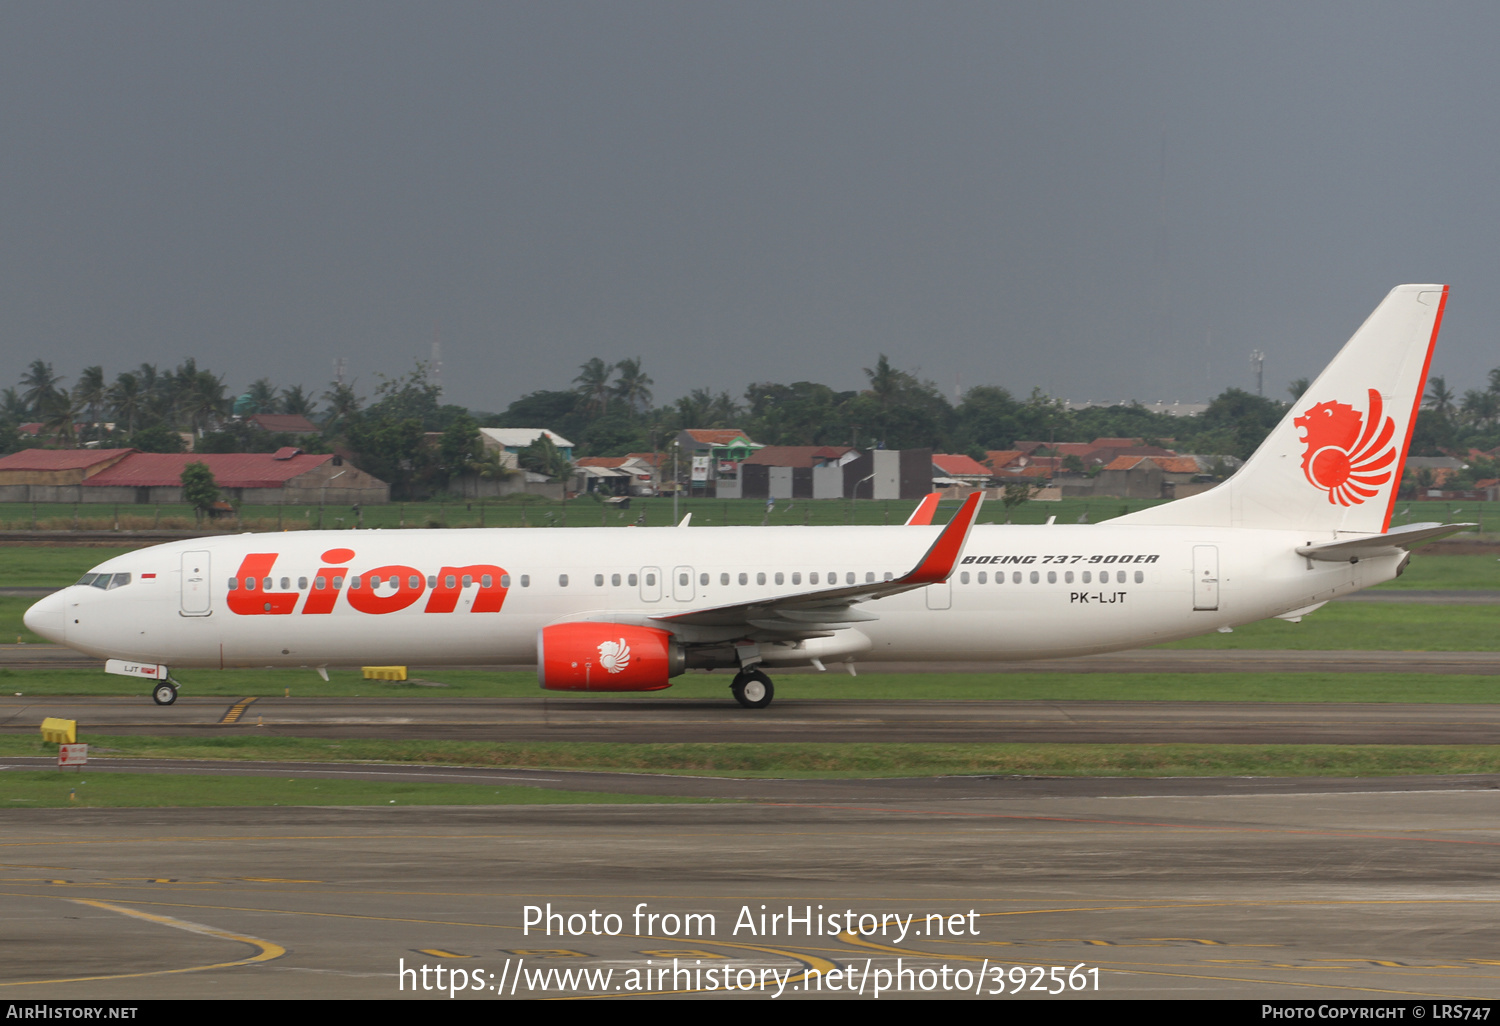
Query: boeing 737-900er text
24,285,1466,709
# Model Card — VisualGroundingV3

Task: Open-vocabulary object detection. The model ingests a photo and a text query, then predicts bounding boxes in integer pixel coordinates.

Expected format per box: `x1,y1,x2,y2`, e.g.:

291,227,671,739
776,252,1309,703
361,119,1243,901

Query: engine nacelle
537,622,686,691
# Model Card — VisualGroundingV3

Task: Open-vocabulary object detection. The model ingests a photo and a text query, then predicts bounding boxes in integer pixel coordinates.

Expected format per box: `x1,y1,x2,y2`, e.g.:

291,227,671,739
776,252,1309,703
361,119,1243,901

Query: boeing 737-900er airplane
24,285,1467,709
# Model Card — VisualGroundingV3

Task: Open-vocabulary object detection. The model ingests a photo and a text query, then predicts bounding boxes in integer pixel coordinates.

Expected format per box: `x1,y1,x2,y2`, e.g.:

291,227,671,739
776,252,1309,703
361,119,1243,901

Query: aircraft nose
23,590,66,644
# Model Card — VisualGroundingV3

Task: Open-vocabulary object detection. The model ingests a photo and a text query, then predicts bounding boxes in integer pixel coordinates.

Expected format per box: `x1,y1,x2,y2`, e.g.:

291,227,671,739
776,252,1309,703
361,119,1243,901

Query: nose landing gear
151,681,179,706
730,667,774,709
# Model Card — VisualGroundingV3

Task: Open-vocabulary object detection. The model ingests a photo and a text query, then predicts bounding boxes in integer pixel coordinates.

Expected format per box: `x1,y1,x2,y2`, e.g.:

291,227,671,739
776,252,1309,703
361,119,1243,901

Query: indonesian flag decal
1293,388,1398,506
597,638,631,674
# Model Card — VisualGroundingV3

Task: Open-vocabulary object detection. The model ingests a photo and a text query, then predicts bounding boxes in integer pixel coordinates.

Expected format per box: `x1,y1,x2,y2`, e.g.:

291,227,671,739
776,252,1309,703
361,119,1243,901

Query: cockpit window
90,575,110,589
76,573,98,586
106,573,131,590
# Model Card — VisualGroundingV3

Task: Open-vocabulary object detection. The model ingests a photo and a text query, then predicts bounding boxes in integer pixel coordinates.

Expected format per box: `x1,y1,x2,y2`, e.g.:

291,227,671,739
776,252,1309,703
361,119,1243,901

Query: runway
3,789,1499,999
6,694,1500,743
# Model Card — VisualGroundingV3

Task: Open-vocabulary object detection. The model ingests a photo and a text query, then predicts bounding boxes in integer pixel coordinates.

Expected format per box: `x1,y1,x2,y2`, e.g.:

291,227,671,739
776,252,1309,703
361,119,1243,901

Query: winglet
678,513,692,527
905,491,983,585
903,492,941,526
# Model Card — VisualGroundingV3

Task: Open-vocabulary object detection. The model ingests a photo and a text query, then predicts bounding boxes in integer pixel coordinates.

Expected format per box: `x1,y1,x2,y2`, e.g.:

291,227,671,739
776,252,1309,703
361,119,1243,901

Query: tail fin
1113,284,1448,533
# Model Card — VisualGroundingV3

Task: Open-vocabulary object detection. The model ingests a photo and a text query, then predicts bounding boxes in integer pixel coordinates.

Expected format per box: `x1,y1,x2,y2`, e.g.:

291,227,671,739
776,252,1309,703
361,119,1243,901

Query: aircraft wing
650,491,983,636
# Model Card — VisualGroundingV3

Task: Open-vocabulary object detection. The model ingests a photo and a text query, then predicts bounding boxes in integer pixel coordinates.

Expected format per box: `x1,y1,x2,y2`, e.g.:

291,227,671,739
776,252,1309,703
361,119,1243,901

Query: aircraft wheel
731,669,774,709
152,683,178,706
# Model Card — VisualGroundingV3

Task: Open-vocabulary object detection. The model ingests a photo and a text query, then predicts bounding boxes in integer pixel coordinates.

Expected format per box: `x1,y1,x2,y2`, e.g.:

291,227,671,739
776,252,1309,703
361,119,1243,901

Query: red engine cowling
537,623,686,692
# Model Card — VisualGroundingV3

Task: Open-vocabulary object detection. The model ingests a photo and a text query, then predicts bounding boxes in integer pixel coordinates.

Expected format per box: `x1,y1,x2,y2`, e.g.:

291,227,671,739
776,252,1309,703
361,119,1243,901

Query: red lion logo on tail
1293,388,1397,506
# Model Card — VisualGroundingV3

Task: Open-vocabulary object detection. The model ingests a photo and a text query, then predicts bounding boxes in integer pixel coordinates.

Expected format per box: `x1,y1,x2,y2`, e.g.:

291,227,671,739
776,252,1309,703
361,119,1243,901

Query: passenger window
388,576,398,589
699,573,707,586
738,572,748,585
977,571,987,584
228,578,239,590
463,575,474,587
1065,571,1073,584
594,574,604,587
499,575,510,588
332,576,343,589
630,574,638,586
960,572,970,584
844,572,854,585
1012,572,1021,584
1047,571,1056,584
1082,571,1091,584
279,577,289,591
611,573,621,586
810,573,819,584
299,577,308,590
884,572,893,581
1134,570,1143,584
427,575,437,588
721,573,730,586
645,573,655,586
775,572,784,585
314,577,325,590
408,576,420,590
1029,571,1039,584
559,574,569,587
756,572,766,585
680,572,690,586
246,578,258,591
446,575,457,588
793,572,802,584
865,572,875,584
520,575,530,587
349,576,360,589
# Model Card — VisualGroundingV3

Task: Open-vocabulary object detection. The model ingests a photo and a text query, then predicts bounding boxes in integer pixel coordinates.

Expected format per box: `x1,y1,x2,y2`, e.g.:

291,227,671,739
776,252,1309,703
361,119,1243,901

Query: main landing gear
151,681,179,706
730,667,774,709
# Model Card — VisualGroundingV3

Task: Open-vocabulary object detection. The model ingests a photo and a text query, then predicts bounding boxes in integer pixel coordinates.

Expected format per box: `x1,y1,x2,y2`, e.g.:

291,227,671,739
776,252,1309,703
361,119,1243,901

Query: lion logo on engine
598,638,631,674
1293,387,1398,506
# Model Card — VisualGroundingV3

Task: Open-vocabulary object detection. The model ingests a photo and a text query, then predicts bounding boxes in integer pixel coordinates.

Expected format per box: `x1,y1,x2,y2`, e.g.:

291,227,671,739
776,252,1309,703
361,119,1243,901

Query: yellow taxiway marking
218,697,258,724
0,898,285,988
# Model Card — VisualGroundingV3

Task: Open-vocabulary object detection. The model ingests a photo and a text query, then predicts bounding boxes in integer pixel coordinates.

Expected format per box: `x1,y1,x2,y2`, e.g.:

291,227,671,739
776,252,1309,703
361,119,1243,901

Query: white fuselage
32,522,1392,671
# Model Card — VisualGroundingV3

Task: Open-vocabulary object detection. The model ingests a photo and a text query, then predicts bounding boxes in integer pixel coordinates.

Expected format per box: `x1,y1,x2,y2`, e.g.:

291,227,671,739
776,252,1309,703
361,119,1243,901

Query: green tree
181,462,220,522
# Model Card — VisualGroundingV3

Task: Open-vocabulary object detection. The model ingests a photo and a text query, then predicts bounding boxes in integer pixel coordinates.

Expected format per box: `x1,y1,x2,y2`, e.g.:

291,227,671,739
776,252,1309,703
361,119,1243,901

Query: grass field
0,770,708,807
7,734,1500,781
4,494,1499,533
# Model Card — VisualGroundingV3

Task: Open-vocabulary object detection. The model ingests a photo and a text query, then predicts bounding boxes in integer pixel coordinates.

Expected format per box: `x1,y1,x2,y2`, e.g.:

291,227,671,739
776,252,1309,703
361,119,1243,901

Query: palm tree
107,372,145,436
320,381,362,432
1425,376,1456,421
182,369,229,436
73,365,106,441
574,358,613,416
245,377,279,414
19,360,64,418
612,358,653,415
279,384,316,418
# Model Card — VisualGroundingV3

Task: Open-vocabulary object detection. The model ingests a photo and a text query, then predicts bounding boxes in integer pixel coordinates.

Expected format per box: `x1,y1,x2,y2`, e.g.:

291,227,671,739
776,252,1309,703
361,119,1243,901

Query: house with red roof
0,448,388,504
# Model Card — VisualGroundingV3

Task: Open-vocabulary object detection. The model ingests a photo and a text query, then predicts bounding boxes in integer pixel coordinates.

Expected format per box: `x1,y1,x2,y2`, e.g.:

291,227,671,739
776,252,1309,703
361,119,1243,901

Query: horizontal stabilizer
1294,522,1474,562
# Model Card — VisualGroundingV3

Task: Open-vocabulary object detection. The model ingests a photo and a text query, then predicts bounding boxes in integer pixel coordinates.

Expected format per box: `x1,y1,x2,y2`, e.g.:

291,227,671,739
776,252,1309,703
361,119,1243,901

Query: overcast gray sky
3,2,1496,414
